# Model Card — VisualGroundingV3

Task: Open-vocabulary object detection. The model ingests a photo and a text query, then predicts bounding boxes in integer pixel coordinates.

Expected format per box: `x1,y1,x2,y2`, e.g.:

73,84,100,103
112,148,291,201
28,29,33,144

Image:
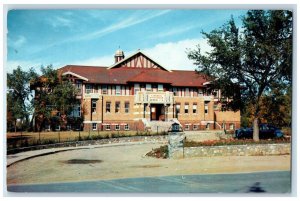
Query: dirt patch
62,159,103,164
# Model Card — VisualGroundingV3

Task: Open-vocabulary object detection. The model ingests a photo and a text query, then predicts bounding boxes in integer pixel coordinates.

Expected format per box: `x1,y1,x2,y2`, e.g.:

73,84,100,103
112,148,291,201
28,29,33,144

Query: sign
148,94,165,103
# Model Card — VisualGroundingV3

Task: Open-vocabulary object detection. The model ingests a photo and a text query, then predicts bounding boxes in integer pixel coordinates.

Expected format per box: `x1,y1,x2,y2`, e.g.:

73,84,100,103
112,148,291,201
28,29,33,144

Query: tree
32,65,78,131
187,10,292,141
7,66,38,132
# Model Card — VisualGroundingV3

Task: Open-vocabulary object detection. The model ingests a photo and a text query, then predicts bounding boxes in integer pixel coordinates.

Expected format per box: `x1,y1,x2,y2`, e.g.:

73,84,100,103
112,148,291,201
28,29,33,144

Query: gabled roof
108,50,172,72
62,71,89,81
59,65,208,87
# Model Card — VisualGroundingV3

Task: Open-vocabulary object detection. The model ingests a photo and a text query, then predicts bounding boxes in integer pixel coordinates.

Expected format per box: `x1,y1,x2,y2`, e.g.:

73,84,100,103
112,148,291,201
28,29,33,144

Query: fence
7,127,169,150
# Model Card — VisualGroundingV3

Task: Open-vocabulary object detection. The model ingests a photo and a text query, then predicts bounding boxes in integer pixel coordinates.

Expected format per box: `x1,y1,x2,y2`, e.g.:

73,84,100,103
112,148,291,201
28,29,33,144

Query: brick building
57,49,240,132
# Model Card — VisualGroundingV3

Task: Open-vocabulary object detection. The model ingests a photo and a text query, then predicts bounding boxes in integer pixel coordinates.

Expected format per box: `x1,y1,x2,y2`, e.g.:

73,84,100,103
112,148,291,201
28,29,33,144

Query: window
105,125,111,130
173,88,178,96
146,84,152,91
198,89,203,96
116,85,121,95
106,102,111,113
92,99,97,113
206,123,210,130
134,84,140,95
55,125,61,131
125,102,130,113
124,124,130,130
102,85,108,95
175,103,180,118
205,101,209,115
76,82,82,93
193,125,198,130
72,104,81,117
193,103,197,114
158,84,163,91
92,123,97,130
115,101,120,113
94,85,98,93
230,123,234,130
172,124,180,131
115,125,120,130
45,124,51,131
85,84,92,94
185,88,190,97
184,103,189,114
185,125,190,130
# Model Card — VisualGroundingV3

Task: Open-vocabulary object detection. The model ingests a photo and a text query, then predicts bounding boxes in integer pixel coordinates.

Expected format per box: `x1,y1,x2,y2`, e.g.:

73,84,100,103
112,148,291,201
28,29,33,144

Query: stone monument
168,122,185,159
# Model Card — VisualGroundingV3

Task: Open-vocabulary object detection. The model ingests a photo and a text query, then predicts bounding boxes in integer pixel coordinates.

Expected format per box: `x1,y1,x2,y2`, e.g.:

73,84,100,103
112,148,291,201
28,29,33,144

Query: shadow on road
247,182,266,193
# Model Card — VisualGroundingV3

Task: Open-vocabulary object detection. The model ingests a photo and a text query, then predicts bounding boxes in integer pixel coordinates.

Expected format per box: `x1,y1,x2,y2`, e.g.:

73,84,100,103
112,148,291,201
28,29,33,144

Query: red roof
59,65,208,87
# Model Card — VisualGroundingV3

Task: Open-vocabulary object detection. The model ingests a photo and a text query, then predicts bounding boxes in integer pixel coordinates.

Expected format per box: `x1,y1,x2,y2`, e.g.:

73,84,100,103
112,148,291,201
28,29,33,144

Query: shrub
146,145,168,159
184,137,290,147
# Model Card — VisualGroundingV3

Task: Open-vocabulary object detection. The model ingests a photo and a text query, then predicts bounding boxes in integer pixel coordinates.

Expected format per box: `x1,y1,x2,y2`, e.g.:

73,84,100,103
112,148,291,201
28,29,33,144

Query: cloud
6,37,212,74
6,60,43,74
65,38,211,71
8,35,27,49
76,10,171,41
154,25,198,38
29,10,171,55
47,16,73,28
70,55,114,67
143,38,212,71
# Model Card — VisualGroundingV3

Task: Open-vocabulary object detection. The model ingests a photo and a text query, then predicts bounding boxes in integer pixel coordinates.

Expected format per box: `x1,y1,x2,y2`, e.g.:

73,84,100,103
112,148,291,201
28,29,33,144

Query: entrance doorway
150,104,165,121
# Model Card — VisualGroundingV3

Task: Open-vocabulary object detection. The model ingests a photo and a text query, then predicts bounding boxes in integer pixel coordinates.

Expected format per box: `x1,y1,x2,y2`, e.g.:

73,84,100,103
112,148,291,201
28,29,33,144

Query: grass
7,130,166,149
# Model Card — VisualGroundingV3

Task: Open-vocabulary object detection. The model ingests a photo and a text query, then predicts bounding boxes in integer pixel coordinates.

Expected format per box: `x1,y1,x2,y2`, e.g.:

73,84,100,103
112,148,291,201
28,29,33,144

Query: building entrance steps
141,118,180,133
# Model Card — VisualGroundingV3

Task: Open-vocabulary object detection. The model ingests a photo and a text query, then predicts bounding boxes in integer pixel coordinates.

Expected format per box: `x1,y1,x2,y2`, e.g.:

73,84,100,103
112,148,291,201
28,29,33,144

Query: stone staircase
142,118,181,133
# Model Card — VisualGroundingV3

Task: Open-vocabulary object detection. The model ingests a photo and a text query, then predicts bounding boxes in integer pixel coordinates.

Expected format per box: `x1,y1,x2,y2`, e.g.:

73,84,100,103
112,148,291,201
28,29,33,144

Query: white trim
62,71,89,81
83,121,102,123
108,50,172,72
203,81,211,85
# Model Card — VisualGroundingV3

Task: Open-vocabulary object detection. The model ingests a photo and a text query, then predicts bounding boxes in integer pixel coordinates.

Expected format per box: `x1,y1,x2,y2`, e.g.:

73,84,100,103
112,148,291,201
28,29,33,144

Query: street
7,171,291,194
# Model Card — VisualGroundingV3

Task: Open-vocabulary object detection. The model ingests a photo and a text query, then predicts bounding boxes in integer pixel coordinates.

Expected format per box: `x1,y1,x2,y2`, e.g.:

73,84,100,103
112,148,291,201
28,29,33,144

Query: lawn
7,130,163,149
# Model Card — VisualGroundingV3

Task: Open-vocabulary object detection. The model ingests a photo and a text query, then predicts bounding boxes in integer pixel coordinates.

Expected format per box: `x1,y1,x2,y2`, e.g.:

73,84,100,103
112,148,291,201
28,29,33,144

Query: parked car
234,124,284,139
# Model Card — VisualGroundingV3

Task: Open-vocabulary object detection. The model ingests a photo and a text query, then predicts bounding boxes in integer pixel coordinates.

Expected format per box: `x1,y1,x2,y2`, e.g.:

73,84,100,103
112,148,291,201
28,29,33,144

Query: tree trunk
253,117,259,142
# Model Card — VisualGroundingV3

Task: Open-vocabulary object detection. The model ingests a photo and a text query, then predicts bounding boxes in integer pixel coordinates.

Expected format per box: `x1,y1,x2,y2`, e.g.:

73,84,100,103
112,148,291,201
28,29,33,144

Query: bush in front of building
146,145,168,159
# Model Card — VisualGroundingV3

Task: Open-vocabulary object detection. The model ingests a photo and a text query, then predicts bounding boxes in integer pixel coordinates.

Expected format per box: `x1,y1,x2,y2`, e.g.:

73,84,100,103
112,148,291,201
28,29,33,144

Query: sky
6,9,247,74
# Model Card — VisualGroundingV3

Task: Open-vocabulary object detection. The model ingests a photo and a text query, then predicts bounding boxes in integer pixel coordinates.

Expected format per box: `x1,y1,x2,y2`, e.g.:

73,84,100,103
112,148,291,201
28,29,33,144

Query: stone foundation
170,143,290,159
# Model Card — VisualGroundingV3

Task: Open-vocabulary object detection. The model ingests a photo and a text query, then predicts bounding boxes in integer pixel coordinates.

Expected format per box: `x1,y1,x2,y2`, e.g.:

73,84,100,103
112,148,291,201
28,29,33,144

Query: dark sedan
234,124,284,139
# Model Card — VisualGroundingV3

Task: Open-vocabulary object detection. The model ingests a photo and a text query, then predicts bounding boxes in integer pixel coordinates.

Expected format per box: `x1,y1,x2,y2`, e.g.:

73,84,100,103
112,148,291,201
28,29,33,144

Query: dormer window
85,84,92,94
158,84,163,91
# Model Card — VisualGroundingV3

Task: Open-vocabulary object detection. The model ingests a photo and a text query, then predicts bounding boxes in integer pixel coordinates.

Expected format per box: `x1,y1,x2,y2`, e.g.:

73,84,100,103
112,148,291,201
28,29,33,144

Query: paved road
7,171,291,194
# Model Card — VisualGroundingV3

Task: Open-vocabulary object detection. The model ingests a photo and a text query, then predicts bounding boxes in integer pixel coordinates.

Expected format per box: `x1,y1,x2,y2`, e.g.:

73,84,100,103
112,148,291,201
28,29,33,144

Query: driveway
7,142,290,186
